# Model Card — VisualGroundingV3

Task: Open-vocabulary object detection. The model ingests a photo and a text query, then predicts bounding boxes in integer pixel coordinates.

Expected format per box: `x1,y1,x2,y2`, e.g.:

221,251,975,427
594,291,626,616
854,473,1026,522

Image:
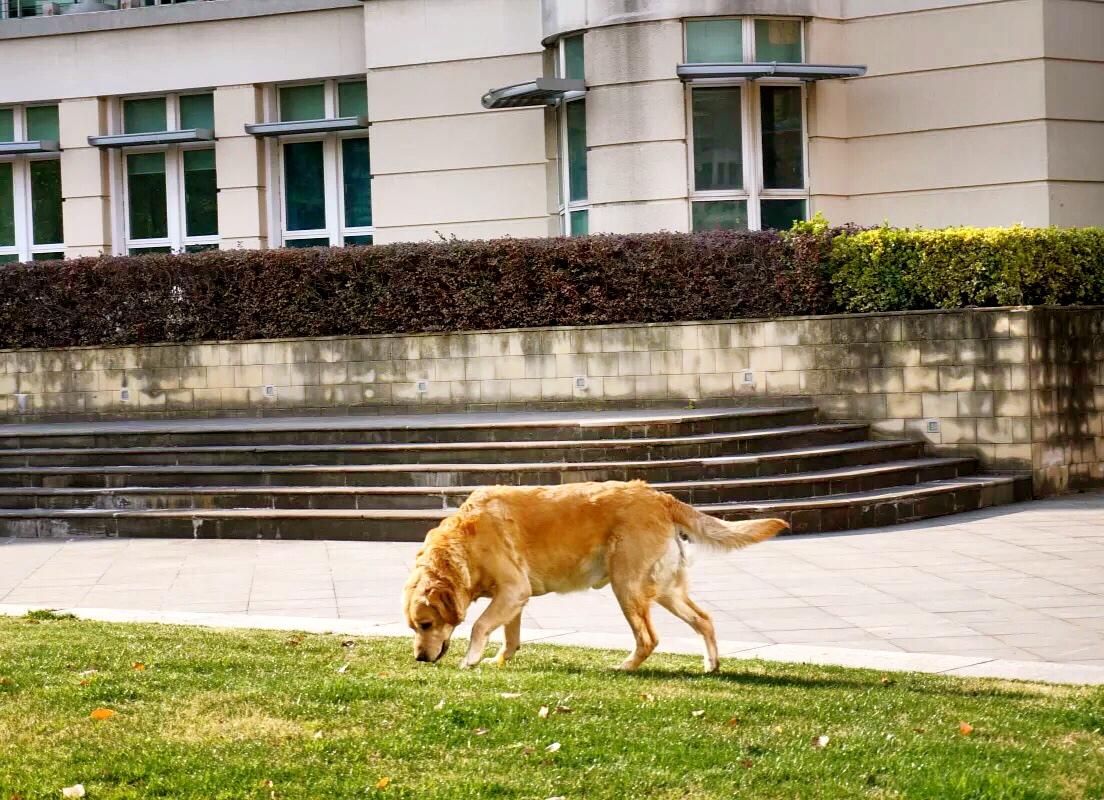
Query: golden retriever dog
403,480,787,673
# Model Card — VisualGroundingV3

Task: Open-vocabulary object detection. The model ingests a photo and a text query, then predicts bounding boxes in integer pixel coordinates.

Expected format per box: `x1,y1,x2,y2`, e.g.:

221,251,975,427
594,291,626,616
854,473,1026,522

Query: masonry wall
1,307,1101,496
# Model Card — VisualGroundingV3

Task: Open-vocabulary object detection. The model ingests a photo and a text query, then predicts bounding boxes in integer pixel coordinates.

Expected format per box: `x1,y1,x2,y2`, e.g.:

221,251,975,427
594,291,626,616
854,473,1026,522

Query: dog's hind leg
608,543,660,671
657,584,719,673
485,612,523,667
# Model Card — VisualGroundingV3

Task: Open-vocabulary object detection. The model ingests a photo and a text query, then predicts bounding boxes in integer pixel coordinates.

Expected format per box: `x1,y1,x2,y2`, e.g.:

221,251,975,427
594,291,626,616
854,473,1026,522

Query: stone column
59,98,112,258
585,20,690,234
213,85,268,251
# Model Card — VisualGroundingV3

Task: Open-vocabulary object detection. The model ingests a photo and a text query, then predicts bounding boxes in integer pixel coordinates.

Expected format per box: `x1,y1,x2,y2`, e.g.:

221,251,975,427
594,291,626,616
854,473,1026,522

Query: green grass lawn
0,613,1101,800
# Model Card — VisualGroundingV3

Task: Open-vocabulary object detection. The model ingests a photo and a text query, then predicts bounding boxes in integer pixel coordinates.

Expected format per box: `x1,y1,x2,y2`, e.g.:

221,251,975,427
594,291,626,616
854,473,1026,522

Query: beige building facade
0,0,1101,262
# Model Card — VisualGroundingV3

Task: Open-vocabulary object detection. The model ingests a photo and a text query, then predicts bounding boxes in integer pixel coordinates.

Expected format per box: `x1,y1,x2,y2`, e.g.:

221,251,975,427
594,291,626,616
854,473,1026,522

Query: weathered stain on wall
1,307,1101,496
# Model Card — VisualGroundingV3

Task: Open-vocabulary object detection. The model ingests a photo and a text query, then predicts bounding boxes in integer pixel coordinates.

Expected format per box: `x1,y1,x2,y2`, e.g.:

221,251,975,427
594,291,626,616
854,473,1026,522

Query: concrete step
0,458,978,511
0,475,1031,540
0,422,868,467
0,440,925,489
0,406,817,449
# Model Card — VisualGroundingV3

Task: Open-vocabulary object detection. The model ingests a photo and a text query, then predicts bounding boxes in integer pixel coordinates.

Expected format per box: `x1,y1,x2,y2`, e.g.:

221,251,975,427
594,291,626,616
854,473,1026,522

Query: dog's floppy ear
429,585,462,626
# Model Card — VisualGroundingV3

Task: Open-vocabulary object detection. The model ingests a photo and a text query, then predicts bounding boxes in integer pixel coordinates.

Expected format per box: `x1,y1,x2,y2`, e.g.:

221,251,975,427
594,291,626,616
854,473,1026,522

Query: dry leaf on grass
60,786,85,798
473,728,489,736
376,777,391,790
959,722,974,736
880,676,894,686
811,735,830,749
538,705,550,719
554,705,572,714
545,742,561,753
725,718,740,727
639,692,655,703
690,709,705,718
499,692,522,699
341,639,356,648
313,731,324,740
433,699,446,711
89,708,115,721
337,663,350,674
0,677,12,686
546,796,567,800
131,662,146,671
739,759,754,768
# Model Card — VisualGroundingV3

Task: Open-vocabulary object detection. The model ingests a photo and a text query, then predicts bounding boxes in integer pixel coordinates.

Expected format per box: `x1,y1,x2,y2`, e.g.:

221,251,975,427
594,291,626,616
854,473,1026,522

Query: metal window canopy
0,140,60,155
482,78,586,109
245,116,370,137
88,129,214,148
677,62,867,81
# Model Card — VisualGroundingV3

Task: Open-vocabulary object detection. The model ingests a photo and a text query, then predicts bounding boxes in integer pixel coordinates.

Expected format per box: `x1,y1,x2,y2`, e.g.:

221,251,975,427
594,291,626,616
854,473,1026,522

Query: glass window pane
30,159,63,246
0,109,13,142
0,162,13,247
760,85,804,189
284,238,330,249
566,100,587,203
692,87,742,191
344,235,373,246
0,254,19,265
755,19,802,62
283,140,326,232
685,19,743,63
26,105,60,141
569,209,588,237
179,93,215,130
184,243,219,253
280,84,325,122
338,81,368,119
32,252,64,261
183,148,218,238
129,246,173,255
124,97,167,134
564,35,584,80
760,199,807,231
126,152,168,240
341,137,372,229
692,200,747,231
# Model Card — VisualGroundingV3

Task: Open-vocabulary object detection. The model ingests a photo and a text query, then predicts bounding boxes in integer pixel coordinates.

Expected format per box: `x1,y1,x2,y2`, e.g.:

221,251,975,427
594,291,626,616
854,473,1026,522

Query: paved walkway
2,492,1103,684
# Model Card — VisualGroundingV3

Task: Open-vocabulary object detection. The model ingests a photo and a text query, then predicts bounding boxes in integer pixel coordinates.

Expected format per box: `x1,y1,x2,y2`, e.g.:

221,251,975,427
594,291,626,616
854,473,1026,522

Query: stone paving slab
2,491,1103,684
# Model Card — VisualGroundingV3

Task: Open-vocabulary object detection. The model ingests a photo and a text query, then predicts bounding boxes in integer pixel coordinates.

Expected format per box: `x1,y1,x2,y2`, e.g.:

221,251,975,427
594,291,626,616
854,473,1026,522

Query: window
686,18,808,231
272,79,372,248
556,35,588,236
116,92,217,254
0,104,63,263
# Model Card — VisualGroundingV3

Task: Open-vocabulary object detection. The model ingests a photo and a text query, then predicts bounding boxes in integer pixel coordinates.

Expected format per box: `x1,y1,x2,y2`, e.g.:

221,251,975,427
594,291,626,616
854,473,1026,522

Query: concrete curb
3,603,1102,686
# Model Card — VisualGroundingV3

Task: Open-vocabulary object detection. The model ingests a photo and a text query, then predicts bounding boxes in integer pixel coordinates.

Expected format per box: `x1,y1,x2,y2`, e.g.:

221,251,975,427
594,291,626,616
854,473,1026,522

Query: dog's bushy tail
664,494,787,549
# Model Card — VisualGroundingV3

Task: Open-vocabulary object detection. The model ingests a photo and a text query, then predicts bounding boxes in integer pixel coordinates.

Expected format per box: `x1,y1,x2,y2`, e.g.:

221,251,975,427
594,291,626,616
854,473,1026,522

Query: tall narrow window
0,104,64,263
272,79,372,247
686,18,808,231
557,35,588,236
116,93,218,254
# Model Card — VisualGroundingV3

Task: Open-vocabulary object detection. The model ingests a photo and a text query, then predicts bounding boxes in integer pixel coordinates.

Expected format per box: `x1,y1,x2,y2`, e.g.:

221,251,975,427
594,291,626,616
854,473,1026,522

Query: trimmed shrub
0,231,836,350
829,225,1104,312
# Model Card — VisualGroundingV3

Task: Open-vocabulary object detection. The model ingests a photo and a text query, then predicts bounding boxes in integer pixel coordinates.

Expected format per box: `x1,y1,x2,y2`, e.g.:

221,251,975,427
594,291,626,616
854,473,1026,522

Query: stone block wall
0,306,1101,496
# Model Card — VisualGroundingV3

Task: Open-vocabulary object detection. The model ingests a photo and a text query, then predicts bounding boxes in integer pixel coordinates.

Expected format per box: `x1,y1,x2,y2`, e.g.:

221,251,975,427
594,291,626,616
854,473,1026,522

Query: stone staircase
0,406,1031,539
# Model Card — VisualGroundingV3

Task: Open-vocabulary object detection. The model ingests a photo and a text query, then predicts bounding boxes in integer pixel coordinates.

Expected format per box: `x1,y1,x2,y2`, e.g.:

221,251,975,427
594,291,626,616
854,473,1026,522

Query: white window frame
264,78,373,248
0,104,64,263
684,16,811,231
556,36,588,237
109,92,219,255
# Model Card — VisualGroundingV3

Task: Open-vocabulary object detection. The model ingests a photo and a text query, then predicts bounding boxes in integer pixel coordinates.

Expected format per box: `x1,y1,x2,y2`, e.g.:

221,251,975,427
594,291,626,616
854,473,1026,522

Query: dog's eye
419,622,432,631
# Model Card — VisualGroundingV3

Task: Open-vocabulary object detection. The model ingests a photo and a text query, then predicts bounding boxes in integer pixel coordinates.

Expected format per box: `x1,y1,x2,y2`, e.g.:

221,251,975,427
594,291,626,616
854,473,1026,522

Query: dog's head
403,526,469,663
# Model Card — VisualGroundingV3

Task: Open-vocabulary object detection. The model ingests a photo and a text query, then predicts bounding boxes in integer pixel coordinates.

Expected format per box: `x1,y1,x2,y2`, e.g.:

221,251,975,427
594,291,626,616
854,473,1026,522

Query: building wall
363,0,557,243
0,0,1100,253
2,307,1101,496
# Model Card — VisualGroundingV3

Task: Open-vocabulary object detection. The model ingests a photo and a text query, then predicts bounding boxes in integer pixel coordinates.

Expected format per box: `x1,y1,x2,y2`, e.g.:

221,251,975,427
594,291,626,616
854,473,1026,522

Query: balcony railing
1,0,208,20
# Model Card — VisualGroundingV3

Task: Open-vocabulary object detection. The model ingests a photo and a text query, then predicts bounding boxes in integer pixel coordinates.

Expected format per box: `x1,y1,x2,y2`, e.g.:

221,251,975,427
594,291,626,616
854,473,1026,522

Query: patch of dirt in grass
158,692,308,745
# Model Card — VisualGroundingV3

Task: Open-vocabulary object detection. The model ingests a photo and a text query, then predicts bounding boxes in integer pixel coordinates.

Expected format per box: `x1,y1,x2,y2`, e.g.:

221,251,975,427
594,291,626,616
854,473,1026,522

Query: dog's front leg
460,590,528,669
484,613,522,667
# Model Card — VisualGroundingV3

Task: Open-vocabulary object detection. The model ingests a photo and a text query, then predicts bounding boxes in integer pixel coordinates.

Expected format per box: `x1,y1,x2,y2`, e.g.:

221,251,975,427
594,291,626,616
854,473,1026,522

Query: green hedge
1,222,1102,350
827,224,1104,312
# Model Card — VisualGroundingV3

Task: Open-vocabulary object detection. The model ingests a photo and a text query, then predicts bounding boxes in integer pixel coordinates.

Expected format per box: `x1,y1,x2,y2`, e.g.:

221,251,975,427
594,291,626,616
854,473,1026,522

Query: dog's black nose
415,652,430,662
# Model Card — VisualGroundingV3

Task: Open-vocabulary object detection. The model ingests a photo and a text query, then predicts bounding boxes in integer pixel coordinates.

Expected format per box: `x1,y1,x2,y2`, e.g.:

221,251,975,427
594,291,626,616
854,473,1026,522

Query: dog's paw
482,655,506,668
613,660,639,672
703,659,720,674
458,659,479,670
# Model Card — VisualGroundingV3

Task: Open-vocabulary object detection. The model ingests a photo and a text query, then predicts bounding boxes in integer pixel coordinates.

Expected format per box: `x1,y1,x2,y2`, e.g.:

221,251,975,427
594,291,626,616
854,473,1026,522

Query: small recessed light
263,384,277,398
119,388,130,403
574,375,588,390
742,371,755,384
926,419,941,434
415,379,429,394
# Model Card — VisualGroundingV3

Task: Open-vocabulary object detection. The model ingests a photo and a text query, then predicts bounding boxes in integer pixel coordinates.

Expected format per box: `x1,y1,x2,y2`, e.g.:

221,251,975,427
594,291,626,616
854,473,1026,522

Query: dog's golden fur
403,480,787,671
